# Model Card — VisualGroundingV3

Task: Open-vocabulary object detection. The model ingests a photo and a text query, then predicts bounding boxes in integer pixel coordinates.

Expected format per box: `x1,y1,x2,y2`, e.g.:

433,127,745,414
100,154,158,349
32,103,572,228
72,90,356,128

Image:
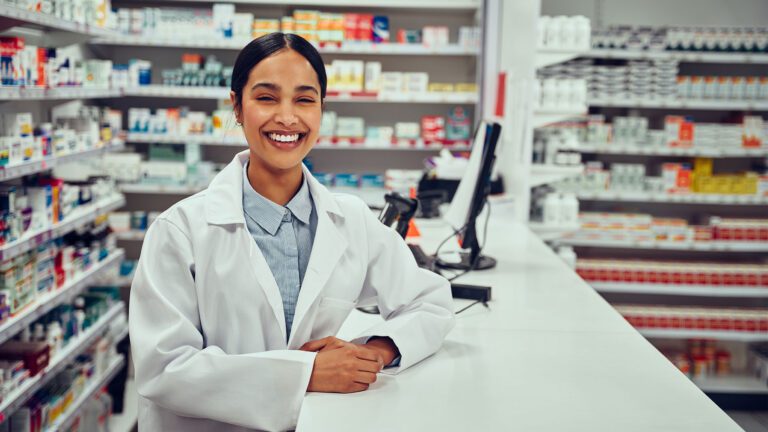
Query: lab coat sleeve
129,218,316,431
350,203,456,373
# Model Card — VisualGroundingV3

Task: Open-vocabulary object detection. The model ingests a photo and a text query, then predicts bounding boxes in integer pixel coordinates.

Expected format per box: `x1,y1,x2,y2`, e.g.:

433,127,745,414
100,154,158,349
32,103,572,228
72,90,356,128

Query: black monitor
436,121,501,271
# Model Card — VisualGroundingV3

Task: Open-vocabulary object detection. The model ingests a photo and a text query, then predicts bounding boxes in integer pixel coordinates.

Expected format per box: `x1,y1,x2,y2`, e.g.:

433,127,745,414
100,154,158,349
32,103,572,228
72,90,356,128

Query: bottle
543,193,561,225
561,193,579,225
46,322,63,356
33,323,46,342
558,246,577,268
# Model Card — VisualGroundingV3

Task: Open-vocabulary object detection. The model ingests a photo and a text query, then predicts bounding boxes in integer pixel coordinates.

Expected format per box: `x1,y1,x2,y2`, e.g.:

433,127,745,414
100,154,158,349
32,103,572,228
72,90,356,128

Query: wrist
365,337,399,365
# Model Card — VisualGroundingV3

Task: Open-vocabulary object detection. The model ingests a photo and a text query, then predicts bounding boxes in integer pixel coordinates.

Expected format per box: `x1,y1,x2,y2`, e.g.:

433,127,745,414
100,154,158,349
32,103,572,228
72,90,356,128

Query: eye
256,95,276,102
297,98,315,103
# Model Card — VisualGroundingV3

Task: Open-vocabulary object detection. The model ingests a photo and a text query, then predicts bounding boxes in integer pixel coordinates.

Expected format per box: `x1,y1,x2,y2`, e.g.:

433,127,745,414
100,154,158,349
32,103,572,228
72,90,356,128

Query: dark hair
231,32,327,113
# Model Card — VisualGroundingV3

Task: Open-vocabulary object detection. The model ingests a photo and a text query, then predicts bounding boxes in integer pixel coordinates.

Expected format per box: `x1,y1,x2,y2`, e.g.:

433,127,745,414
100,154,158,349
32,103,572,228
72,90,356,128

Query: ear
230,91,242,124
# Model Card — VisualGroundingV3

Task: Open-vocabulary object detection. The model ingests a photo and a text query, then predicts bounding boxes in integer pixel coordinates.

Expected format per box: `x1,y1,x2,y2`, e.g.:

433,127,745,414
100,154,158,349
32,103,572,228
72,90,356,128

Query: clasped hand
301,336,398,393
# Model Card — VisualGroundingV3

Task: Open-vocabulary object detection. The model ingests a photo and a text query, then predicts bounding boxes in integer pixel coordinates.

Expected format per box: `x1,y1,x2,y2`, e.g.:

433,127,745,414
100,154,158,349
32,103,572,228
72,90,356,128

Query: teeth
268,133,300,143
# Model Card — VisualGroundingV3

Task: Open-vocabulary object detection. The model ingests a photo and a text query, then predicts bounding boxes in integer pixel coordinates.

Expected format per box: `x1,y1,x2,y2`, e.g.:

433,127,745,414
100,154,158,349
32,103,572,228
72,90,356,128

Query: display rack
590,282,768,298
584,49,768,64
532,108,586,128
114,230,146,242
0,4,117,37
536,48,589,69
589,98,768,111
569,144,768,158
118,183,205,195
528,222,580,241
0,139,124,181
638,328,768,343
694,374,768,395
559,238,768,252
122,0,482,8
576,191,768,205
530,164,583,188
0,87,122,101
0,194,126,261
0,249,125,346
0,302,125,423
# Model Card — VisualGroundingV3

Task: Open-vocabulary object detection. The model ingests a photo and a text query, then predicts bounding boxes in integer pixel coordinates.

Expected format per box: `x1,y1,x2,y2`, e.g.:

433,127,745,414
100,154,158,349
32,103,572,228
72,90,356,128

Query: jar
715,351,731,376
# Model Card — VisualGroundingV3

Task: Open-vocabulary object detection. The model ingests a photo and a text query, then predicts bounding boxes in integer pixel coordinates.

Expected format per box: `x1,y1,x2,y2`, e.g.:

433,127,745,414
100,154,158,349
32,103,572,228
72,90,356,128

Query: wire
446,201,492,282
454,300,489,315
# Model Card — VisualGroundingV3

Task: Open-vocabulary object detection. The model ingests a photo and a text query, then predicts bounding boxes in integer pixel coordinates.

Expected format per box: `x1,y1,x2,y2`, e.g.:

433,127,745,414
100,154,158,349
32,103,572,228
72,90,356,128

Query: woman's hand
305,344,384,393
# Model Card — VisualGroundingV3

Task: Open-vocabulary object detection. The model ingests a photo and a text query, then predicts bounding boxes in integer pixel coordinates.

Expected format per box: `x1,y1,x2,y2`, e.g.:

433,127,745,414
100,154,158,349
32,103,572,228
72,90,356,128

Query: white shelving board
590,281,768,298
638,328,768,343
528,222,580,241
693,374,768,395
0,302,125,423
0,140,124,181
122,86,478,104
46,356,126,432
328,187,387,208
530,164,583,187
0,87,122,101
584,49,768,65
0,4,118,37
536,48,589,69
569,143,768,158
128,0,481,8
0,250,124,346
91,36,479,55
115,230,146,242
118,183,205,195
589,98,768,111
532,107,587,128
0,194,125,261
576,190,768,205
559,238,768,252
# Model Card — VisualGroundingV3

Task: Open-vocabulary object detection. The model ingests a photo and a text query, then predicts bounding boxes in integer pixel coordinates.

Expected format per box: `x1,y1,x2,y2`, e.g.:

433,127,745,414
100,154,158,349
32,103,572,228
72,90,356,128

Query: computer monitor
437,121,501,271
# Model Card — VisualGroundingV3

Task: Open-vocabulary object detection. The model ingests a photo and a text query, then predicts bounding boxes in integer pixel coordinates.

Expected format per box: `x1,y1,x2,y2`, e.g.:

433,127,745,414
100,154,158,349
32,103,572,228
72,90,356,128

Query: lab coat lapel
245,231,287,343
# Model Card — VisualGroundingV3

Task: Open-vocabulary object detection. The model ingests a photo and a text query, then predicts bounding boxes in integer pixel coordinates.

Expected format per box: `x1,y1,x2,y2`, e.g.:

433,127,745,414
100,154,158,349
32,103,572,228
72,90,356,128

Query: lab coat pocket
311,297,358,340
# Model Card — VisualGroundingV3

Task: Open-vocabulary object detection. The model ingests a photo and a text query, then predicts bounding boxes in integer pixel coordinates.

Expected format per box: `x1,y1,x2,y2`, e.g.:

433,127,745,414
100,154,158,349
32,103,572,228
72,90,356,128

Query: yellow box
428,83,455,92
693,157,713,177
294,10,320,21
455,83,477,92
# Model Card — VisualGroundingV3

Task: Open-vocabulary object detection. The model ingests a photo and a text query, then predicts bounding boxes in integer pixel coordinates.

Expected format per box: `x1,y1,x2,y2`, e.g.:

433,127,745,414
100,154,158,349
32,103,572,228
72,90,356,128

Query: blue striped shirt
242,162,317,340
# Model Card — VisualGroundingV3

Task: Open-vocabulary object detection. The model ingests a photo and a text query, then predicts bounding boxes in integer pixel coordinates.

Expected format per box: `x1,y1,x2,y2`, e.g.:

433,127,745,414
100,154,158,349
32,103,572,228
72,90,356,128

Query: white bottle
74,310,86,336
561,193,579,225
558,246,577,268
46,322,63,356
560,17,576,49
33,323,46,342
537,16,550,48
543,193,561,225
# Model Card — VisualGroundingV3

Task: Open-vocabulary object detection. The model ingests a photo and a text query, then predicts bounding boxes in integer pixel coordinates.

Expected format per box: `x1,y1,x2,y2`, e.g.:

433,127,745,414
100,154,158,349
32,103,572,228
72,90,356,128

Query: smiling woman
129,32,454,432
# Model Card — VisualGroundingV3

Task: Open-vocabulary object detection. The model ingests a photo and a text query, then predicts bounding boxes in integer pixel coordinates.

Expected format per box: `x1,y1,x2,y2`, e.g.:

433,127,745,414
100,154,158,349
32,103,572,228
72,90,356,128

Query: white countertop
296,216,741,431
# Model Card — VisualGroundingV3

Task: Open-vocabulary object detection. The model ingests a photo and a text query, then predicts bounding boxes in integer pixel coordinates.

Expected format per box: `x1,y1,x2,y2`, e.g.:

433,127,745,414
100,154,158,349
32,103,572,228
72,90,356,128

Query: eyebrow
251,82,319,95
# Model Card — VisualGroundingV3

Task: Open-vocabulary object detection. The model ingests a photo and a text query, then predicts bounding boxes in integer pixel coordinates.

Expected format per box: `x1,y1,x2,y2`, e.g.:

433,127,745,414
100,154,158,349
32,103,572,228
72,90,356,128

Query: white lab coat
129,150,455,432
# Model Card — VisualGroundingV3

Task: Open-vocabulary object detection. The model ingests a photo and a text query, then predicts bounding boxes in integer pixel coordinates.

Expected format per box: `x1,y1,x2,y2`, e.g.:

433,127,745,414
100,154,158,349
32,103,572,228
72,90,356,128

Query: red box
344,14,359,41
356,15,373,41
0,342,50,377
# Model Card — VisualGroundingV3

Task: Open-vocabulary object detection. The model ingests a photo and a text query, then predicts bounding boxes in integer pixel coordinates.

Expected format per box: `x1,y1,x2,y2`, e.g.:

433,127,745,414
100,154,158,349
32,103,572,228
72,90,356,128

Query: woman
129,33,454,432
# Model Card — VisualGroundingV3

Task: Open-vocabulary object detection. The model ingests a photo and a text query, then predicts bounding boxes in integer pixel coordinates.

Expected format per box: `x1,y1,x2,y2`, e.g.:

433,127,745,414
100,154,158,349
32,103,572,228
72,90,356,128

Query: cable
454,299,489,315
446,201,492,282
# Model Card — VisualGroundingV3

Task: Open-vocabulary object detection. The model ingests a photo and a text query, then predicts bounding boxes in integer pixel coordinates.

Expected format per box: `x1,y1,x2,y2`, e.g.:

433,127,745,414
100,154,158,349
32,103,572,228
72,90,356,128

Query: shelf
118,183,205,195
125,133,472,151
0,4,117,37
0,302,125,423
327,187,387,208
571,143,768,158
91,36,479,55
529,164,583,187
122,86,478,104
0,140,125,181
560,238,768,252
0,87,122,101
693,373,768,395
528,222,581,241
0,194,126,261
532,107,587,128
576,190,768,206
589,97,768,111
590,281,768,298
114,230,146,242
45,355,125,432
121,0,481,9
0,250,124,346
536,47,590,69
638,328,768,342
584,49,768,65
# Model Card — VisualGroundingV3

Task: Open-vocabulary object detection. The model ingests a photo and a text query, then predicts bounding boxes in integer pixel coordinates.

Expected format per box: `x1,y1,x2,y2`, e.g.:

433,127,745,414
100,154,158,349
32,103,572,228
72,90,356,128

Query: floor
728,411,768,431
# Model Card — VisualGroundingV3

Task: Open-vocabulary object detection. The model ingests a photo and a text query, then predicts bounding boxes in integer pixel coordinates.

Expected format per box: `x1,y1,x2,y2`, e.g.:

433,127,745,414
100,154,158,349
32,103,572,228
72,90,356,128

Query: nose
274,101,298,127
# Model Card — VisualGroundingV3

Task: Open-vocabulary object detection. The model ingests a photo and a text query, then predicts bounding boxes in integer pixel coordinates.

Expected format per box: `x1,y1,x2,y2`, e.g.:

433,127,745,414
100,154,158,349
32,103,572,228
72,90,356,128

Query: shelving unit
588,98,768,111
576,190,768,205
530,164,583,187
528,221,580,241
118,183,205,195
0,87,122,101
114,230,147,242
569,143,768,158
583,49,768,64
0,140,124,181
0,4,117,37
590,282,768,298
532,108,587,128
0,250,125,346
536,48,589,68
0,302,125,423
638,328,768,343
693,374,768,395
559,238,768,252
45,355,126,432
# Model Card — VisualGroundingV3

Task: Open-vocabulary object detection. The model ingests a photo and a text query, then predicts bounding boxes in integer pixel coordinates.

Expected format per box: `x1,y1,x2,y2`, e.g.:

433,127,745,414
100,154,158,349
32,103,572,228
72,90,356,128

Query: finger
354,371,378,385
318,338,348,352
353,347,382,363
347,383,370,393
300,337,332,352
356,358,383,374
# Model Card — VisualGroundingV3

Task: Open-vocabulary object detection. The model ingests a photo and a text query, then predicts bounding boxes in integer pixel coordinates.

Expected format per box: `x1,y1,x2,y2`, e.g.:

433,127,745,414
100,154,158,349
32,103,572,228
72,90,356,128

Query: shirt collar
242,161,312,235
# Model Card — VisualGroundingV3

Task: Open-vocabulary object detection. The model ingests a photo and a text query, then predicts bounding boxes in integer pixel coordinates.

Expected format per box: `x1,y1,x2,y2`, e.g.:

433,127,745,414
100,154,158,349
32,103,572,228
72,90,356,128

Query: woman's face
232,48,322,172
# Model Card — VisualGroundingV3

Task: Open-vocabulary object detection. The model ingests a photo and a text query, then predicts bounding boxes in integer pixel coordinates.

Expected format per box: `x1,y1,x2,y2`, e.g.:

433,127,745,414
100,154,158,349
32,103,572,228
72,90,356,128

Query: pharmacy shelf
122,86,478,104
125,133,472,151
46,355,125,432
693,373,768,395
0,194,126,261
576,190,768,205
637,328,768,343
0,4,117,37
570,143,768,158
0,139,125,181
528,222,581,241
536,47,589,69
560,238,768,252
114,230,146,241
590,282,768,298
328,187,387,208
584,49,768,65
0,302,125,423
0,250,124,347
0,86,122,101
91,36,479,55
589,97,768,111
530,164,583,187
532,107,587,128
118,183,205,195
133,0,481,9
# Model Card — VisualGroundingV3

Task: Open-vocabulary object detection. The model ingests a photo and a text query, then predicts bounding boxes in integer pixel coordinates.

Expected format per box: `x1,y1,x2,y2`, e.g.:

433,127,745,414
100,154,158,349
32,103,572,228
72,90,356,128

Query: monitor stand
435,253,497,271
